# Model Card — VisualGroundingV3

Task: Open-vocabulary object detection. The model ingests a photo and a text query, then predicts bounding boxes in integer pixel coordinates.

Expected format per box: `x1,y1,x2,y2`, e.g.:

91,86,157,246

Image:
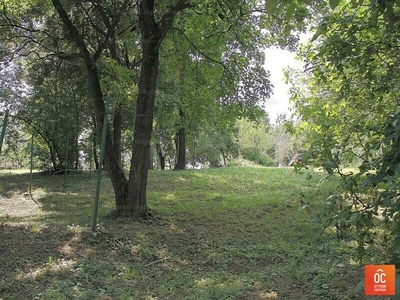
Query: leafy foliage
288,0,400,266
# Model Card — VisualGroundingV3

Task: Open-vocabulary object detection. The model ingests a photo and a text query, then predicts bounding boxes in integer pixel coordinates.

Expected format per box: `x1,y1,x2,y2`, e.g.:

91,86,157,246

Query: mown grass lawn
0,167,389,299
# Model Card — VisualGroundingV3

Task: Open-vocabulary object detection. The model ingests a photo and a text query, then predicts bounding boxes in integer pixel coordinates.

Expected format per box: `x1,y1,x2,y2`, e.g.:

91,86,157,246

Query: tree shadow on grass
0,169,372,299
0,171,113,225
0,223,77,299
0,171,108,298
0,172,34,198
0,171,289,299
0,171,101,197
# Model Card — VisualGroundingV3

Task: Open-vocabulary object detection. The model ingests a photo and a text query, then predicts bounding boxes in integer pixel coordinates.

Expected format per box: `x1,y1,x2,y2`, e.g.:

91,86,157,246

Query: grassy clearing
0,167,389,299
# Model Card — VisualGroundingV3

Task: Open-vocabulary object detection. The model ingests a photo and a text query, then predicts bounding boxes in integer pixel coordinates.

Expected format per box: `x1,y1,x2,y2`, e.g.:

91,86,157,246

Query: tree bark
149,145,154,170
125,19,161,218
113,105,122,165
220,148,227,167
121,0,190,219
49,144,58,171
75,134,79,169
174,108,186,170
156,143,166,170
109,31,123,167
87,65,128,208
92,118,99,170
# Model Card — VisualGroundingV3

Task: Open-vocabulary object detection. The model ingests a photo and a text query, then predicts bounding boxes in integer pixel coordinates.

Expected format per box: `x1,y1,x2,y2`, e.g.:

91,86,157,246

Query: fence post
29,133,34,197
64,133,69,187
92,95,111,232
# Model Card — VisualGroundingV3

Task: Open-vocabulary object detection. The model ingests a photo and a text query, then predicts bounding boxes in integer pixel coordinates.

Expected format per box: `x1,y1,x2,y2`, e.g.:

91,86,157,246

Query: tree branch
171,26,226,68
159,0,192,39
51,0,93,65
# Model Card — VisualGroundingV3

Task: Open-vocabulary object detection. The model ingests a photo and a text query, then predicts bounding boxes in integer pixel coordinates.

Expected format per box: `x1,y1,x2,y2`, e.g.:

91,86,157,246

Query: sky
263,47,301,124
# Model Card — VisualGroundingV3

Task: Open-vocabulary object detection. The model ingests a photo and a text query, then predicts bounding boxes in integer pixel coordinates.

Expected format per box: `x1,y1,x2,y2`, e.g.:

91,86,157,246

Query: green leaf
285,3,297,20
266,0,277,15
310,30,321,42
329,0,341,9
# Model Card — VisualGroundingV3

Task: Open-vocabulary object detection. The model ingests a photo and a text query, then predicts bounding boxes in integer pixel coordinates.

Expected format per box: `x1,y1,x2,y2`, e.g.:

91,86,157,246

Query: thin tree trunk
52,0,128,206
156,143,166,170
49,144,58,171
110,33,123,167
174,108,186,170
113,105,122,165
220,148,227,167
75,134,79,169
87,66,128,207
92,121,99,170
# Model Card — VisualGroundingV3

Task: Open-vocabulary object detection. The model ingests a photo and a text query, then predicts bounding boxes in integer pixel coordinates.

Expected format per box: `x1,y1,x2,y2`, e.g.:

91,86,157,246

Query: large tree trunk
122,0,190,219
125,21,161,218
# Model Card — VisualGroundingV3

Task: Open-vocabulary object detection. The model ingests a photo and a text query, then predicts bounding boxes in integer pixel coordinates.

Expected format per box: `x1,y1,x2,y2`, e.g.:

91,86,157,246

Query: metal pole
89,132,93,175
0,109,10,156
29,133,34,197
92,95,111,232
64,133,69,187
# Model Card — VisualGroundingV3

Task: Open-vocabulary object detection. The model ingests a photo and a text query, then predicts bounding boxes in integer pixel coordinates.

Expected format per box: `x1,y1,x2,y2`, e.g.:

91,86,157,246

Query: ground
0,167,392,299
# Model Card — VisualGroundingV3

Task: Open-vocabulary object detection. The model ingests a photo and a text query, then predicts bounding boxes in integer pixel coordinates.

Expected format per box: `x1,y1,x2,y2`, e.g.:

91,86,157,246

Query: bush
242,148,275,166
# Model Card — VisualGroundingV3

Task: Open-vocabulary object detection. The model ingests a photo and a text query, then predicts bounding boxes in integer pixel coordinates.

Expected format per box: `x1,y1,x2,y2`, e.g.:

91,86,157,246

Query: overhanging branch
171,27,226,68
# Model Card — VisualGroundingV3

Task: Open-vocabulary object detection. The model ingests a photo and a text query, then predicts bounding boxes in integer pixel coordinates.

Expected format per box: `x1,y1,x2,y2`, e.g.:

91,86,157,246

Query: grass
0,167,391,299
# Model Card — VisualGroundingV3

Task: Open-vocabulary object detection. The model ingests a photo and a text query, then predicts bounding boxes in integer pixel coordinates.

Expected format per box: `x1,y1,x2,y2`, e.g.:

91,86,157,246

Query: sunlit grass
0,167,387,299
0,168,36,175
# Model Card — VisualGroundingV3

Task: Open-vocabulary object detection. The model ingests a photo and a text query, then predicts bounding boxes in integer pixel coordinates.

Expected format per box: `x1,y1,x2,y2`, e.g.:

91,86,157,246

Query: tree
0,0,305,220
236,116,276,166
287,0,400,263
0,118,30,169
271,113,300,165
154,10,271,170
20,59,90,170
